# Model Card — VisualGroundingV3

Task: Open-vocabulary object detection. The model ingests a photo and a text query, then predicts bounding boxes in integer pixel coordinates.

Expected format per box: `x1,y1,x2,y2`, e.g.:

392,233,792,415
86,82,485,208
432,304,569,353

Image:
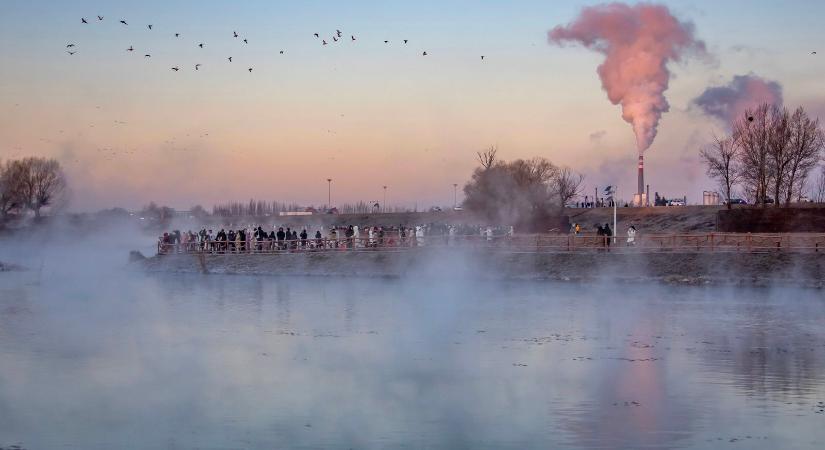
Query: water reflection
0,274,824,449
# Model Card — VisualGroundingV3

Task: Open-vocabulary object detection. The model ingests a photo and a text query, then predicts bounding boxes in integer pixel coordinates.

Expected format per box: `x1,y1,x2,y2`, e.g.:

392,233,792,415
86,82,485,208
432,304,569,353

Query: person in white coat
627,225,637,246
415,225,425,246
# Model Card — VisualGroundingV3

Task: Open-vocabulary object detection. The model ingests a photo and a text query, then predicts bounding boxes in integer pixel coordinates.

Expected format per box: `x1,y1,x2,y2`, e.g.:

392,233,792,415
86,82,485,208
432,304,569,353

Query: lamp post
382,185,387,213
327,178,332,208
453,183,458,209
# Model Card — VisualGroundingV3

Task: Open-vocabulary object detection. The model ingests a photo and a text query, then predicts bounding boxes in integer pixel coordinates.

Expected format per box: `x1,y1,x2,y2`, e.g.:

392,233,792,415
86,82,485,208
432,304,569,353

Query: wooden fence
157,233,825,255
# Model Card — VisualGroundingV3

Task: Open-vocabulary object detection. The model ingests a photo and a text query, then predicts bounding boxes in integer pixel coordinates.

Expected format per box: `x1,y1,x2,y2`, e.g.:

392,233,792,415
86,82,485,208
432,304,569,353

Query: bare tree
733,104,773,206
766,105,792,207
700,134,740,209
16,157,67,217
553,166,585,207
783,107,824,205
475,145,498,169
463,156,560,222
0,160,26,220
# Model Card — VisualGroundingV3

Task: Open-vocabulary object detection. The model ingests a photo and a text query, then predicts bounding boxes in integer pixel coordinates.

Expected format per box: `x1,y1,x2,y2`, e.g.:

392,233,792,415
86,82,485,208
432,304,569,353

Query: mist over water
1,246,825,450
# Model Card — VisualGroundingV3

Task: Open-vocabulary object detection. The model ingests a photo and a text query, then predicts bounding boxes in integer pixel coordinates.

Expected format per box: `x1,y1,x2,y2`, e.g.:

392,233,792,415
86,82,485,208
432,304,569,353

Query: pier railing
157,233,825,255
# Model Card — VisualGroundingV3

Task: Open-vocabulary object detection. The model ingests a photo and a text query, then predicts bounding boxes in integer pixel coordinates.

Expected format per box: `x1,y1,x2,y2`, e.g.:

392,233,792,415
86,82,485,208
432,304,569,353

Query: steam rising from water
549,3,707,153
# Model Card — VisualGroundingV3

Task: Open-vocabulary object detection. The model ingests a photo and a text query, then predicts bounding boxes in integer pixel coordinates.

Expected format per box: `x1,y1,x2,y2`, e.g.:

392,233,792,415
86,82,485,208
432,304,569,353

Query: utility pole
453,183,458,209
613,187,617,244
383,185,387,213
327,178,332,208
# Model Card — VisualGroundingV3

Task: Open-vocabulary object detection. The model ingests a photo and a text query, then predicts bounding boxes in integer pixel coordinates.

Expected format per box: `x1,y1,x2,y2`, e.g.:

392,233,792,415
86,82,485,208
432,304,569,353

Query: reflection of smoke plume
692,74,783,127
549,3,707,153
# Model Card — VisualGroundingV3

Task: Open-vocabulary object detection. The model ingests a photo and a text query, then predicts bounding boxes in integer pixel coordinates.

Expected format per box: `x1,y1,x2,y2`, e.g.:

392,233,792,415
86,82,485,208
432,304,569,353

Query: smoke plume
692,74,783,127
549,3,707,153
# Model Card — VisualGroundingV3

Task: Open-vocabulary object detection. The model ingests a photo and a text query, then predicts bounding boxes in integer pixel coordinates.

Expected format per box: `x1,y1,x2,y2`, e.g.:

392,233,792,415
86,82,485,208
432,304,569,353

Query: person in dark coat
603,223,612,248
300,229,308,248
346,225,354,248
276,227,286,250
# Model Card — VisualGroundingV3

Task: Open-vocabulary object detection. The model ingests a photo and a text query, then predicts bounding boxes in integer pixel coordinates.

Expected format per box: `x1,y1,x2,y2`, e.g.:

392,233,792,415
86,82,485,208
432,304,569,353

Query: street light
382,185,387,213
327,178,332,208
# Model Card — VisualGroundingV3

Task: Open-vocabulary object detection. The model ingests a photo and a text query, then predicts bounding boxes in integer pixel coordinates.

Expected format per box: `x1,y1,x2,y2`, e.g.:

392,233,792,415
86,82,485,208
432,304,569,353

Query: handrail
156,232,825,255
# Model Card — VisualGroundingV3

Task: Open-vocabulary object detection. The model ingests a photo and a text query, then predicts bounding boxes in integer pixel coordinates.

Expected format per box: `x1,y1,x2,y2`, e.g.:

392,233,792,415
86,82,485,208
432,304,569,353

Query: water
1,272,824,449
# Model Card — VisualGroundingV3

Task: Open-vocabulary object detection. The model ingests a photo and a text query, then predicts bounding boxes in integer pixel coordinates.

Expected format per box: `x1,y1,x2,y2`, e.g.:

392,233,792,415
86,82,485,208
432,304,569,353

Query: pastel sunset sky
1,0,823,211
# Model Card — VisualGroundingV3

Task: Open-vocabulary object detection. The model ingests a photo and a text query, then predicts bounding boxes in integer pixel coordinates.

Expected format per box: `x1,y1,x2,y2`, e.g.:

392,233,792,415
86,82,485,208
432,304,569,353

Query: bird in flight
384,40,389,44
248,67,253,72
171,67,180,71
67,51,76,55
175,33,180,37
813,51,818,55
97,15,103,21
144,54,151,58
243,38,248,44
322,40,328,45
81,18,88,24
351,35,356,41
314,33,319,38
66,43,75,48
336,30,342,38
127,46,134,52
120,20,128,25
195,64,201,70
198,43,204,48
333,36,338,42
279,50,284,54
404,39,408,44
228,56,233,62
422,51,427,56
148,24,153,30
480,55,485,60
233,31,238,38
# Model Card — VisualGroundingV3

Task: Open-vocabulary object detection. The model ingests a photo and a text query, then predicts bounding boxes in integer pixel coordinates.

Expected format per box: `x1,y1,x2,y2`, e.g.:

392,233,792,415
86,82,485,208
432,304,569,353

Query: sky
1,0,824,212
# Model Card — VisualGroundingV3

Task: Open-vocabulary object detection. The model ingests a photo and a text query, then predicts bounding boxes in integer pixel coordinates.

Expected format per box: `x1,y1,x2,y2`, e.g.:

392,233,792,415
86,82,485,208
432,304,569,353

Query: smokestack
638,154,644,197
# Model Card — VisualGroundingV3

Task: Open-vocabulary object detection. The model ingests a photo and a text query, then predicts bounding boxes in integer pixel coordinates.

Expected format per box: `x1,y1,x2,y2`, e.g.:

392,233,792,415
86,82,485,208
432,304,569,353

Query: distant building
702,191,721,206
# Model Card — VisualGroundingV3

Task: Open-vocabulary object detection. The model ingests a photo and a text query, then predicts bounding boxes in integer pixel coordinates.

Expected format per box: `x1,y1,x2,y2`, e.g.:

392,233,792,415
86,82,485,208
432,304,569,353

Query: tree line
701,103,824,209
0,157,67,223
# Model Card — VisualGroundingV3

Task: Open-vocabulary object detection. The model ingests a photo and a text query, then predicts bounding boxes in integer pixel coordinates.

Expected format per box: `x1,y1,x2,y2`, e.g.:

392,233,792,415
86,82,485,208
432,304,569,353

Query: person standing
604,223,612,249
627,225,637,246
276,227,286,250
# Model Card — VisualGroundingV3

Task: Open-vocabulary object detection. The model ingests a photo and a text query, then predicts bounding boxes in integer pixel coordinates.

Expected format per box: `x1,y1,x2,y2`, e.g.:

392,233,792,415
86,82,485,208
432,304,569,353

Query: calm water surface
1,271,824,449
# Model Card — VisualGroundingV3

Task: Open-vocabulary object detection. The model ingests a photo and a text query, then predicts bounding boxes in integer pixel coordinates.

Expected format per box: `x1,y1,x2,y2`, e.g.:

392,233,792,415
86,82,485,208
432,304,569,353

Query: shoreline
134,250,825,288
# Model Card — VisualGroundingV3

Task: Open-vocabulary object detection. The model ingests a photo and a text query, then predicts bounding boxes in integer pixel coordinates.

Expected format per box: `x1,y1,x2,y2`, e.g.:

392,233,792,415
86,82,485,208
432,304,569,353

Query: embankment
717,206,825,232
136,250,825,288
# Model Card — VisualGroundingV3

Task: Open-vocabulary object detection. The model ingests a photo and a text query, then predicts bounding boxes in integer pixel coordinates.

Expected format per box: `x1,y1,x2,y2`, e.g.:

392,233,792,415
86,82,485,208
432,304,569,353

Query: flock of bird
66,14,489,72
67,15,262,72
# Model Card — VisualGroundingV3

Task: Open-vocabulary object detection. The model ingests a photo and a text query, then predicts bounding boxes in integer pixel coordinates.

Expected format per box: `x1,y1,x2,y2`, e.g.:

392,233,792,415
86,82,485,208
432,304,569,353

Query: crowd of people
158,224,517,254
157,223,642,254
570,222,639,246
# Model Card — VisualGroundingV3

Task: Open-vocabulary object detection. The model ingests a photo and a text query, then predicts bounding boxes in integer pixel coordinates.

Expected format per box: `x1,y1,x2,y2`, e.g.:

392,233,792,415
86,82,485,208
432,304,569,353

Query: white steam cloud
549,3,707,153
